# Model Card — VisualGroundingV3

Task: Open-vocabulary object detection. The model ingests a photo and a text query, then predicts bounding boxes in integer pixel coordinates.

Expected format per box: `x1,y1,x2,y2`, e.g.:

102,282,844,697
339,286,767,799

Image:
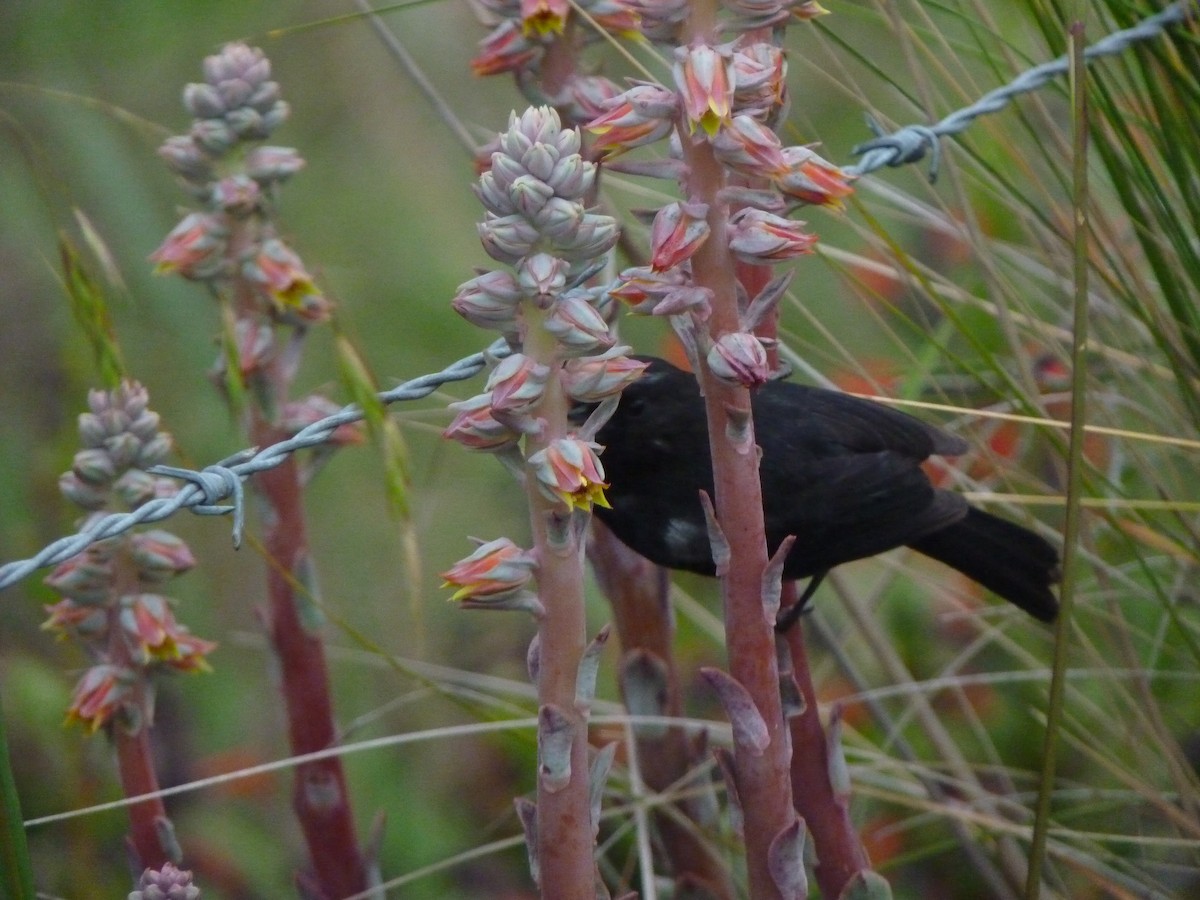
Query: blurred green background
2,1,1199,897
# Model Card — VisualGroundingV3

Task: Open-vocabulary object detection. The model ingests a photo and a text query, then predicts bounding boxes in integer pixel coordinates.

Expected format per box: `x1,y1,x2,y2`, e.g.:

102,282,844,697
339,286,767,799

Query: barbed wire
0,340,512,591
847,0,1195,179
0,2,1193,592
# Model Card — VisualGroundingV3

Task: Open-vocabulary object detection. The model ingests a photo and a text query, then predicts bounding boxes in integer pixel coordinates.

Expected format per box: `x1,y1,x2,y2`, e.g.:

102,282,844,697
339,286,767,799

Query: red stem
681,125,794,899
781,583,870,896
588,522,733,897
252,424,367,899
113,698,170,869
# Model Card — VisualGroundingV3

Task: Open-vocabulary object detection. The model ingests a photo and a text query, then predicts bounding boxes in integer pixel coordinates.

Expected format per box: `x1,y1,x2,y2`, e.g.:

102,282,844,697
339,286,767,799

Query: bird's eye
621,395,645,418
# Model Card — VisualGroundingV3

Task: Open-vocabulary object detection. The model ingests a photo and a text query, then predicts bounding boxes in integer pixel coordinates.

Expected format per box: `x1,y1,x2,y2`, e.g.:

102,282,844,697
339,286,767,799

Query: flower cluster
443,107,644,607
44,383,215,733
150,42,330,330
583,34,853,387
129,862,201,900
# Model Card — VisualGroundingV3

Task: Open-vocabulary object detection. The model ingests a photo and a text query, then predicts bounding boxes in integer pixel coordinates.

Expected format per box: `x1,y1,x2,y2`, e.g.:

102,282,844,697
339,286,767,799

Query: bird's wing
755,381,968,459
760,450,968,576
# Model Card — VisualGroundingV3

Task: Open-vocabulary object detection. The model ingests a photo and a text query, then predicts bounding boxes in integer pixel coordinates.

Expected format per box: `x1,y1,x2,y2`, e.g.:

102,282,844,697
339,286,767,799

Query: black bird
584,357,1060,626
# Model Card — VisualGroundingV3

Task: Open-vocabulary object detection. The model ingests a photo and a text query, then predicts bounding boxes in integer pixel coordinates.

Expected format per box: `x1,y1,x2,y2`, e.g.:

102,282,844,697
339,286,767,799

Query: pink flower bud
543,293,615,354
711,115,789,177
517,253,569,304
487,354,550,415
528,437,610,511
453,270,523,334
471,22,538,77
707,332,771,387
66,664,133,733
650,201,710,272
150,212,229,281
444,393,521,451
727,208,818,263
587,84,678,154
561,351,649,402
673,44,734,137
243,238,332,324
244,145,305,183
775,146,855,208
441,537,537,602
479,213,540,264
129,530,197,583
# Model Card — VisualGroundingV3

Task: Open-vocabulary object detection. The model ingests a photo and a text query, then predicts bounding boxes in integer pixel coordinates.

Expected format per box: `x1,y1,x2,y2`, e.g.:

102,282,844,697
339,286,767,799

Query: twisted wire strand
0,340,512,591
1,3,1193,591
846,0,1195,178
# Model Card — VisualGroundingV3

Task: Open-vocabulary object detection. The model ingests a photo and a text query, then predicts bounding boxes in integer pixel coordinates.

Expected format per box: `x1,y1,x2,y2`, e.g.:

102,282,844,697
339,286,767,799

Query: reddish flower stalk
588,522,733,897
151,43,367,896
681,129,796,899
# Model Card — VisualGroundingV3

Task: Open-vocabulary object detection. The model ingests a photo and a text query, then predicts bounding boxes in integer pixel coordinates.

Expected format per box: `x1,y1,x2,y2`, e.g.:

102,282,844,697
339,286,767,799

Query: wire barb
846,0,1195,180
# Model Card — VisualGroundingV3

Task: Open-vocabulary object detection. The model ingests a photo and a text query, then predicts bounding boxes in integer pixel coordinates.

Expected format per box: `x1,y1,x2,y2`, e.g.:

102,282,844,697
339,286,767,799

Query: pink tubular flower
775,146,855,208
66,664,133,733
452,269,523,334
727,208,818,263
561,350,649,402
707,331,771,387
711,115,789,177
607,265,689,312
543,292,615,353
674,44,734,138
528,437,610,511
150,212,229,280
119,593,218,670
732,40,787,112
487,353,550,415
441,537,537,602
650,201,710,272
42,598,106,639
471,22,537,77
444,393,522,451
521,0,570,35
586,84,679,155
243,238,332,323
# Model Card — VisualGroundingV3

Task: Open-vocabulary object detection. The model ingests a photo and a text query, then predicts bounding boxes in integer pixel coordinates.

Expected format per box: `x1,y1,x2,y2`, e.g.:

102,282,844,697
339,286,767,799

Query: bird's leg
775,570,827,632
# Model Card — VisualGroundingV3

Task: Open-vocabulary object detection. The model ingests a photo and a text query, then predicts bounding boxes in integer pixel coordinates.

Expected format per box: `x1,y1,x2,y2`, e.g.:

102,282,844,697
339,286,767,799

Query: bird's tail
907,506,1061,622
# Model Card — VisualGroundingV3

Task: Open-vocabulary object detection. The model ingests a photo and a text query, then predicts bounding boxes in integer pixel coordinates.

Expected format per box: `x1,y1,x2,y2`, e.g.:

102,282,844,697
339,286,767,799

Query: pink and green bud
453,270,523,333
134,433,173,470
587,84,678,154
650,201,710,272
553,75,623,122
511,174,558,220
57,472,110,510
543,292,615,353
158,135,214,184
517,253,569,304
129,530,197,583
113,469,161,509
528,437,610,511
441,537,537,602
607,265,689,312
707,331,771,387
130,862,201,900
72,448,116,487
732,41,787,110
190,118,238,155
561,350,649,402
775,146,855,208
471,21,538,77
520,0,570,36
711,115,789,177
487,354,551,415
244,145,305,183
120,593,215,668
243,238,332,324
587,0,642,36
209,175,262,217
556,211,619,261
444,393,522,451
42,598,107,638
531,197,586,245
674,44,735,138
479,213,541,263
150,212,229,280
45,553,113,604
727,208,818,263
66,664,134,733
